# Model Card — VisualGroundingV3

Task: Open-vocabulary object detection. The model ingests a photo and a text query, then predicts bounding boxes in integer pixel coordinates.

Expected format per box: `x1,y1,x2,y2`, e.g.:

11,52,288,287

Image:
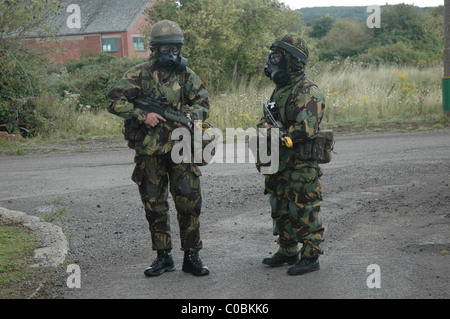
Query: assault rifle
263,100,293,148
132,92,194,131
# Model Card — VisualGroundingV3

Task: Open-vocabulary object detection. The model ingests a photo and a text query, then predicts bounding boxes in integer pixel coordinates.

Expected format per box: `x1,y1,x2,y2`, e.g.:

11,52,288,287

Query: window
133,37,146,51
102,38,119,52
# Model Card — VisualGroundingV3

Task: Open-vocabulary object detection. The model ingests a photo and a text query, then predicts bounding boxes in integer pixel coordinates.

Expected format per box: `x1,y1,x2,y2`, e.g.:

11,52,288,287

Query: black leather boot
182,251,210,276
287,257,320,275
262,252,299,267
144,250,175,276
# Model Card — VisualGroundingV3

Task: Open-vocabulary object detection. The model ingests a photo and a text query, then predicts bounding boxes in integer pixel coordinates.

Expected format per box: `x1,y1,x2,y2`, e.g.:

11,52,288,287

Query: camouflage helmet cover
149,20,184,46
270,34,309,66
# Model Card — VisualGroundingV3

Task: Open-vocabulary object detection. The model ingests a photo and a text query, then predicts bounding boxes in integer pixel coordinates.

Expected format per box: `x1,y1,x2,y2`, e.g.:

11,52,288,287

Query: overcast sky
282,0,444,9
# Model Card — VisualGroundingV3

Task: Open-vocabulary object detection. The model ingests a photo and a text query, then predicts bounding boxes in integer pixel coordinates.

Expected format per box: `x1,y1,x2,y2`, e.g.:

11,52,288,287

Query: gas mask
157,44,187,72
264,50,290,86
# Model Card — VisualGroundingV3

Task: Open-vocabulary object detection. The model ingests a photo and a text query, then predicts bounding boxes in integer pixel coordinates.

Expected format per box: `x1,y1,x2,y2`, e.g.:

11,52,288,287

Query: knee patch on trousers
179,179,192,195
146,183,158,198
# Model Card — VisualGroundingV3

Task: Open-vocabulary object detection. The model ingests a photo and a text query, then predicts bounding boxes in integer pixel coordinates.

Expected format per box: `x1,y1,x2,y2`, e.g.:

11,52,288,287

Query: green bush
56,53,146,110
0,51,144,137
357,42,430,66
0,49,44,99
0,49,49,136
317,18,371,60
0,98,45,137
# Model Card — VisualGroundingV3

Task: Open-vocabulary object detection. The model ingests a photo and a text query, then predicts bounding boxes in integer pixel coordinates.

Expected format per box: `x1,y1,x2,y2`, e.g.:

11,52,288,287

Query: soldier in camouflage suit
259,34,326,275
107,20,210,277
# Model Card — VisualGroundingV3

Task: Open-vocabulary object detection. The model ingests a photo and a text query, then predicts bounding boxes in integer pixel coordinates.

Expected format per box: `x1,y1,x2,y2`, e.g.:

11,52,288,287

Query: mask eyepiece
268,51,284,65
159,44,181,55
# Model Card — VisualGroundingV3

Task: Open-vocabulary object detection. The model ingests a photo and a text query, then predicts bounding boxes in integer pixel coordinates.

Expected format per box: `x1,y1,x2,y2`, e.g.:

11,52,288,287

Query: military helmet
270,34,309,65
149,20,184,46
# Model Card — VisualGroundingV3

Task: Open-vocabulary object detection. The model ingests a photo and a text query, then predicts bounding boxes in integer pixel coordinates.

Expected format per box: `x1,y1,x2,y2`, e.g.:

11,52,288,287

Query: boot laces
152,251,169,266
189,253,204,267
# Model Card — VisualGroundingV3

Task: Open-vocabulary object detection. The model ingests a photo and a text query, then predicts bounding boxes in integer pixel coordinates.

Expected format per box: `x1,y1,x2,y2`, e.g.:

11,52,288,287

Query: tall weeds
208,62,446,132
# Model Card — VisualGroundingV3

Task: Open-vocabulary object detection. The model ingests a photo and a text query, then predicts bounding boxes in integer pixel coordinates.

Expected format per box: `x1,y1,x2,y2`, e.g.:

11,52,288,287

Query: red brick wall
21,2,154,63
22,34,102,64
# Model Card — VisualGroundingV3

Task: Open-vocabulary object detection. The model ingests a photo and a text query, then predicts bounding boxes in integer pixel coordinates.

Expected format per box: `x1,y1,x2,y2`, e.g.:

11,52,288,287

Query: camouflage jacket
259,73,326,169
107,57,210,156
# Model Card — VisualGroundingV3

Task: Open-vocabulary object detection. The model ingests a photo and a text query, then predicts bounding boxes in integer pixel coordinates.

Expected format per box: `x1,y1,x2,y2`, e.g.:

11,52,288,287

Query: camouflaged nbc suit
107,54,210,253
258,73,326,259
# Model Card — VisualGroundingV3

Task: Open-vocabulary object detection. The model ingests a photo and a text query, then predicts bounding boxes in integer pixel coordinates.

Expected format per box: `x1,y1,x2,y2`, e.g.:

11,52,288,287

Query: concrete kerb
0,207,69,268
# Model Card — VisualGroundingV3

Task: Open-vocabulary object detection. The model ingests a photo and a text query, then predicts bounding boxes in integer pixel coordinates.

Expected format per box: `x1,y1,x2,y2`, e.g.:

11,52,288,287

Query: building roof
48,0,151,36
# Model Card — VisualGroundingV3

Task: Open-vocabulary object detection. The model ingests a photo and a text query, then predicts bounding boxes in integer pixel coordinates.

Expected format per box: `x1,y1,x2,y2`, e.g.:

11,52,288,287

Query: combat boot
144,249,175,276
287,257,320,276
182,251,210,276
262,252,299,267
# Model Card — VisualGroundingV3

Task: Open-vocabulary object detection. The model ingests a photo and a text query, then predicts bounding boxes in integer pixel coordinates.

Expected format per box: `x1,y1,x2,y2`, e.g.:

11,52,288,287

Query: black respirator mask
158,44,187,72
264,50,290,86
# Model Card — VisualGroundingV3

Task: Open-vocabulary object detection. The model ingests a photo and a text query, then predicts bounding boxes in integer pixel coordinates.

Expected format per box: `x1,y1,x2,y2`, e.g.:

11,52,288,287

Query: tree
1,0,62,100
319,18,371,60
0,0,63,136
363,4,444,65
368,4,428,47
0,0,62,50
308,14,335,39
143,0,305,88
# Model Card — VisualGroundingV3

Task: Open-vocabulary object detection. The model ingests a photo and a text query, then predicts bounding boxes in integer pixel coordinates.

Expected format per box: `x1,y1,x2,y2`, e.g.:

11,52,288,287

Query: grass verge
0,217,39,299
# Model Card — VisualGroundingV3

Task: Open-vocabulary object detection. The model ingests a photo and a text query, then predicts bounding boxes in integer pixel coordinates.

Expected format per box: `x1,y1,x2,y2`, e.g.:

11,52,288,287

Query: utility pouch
312,129,334,164
191,122,218,166
123,119,147,142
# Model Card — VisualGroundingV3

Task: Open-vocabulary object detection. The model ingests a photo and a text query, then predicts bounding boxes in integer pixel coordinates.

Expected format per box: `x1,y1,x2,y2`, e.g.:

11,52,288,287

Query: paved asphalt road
0,129,449,300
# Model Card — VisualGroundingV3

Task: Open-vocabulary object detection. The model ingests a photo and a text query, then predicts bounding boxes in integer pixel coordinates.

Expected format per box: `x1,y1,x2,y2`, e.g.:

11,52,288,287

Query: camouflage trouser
265,163,324,258
132,153,203,252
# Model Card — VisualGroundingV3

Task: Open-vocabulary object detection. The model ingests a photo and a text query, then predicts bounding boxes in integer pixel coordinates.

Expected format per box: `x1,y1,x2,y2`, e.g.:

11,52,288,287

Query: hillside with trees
299,6,370,24
298,5,434,24
303,4,443,65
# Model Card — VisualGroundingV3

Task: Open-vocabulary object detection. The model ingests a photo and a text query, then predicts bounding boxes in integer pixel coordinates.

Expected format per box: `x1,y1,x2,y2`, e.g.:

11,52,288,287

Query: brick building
21,0,154,63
